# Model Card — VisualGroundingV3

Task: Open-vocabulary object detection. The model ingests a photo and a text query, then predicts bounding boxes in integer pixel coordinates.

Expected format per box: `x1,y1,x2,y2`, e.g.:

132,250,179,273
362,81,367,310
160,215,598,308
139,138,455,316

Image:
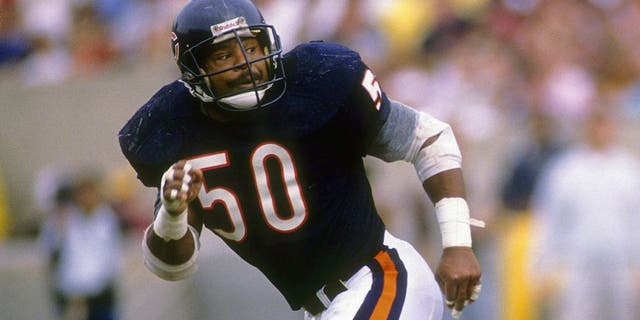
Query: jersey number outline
361,69,382,111
188,143,308,242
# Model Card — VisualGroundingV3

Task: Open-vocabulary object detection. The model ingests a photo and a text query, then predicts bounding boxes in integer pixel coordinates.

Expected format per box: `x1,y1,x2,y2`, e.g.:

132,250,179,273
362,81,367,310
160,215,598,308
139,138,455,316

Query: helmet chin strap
219,84,272,110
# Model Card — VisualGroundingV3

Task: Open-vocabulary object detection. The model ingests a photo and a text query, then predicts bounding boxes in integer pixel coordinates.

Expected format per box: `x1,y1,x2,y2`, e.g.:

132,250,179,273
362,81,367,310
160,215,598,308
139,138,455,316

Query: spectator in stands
0,0,30,66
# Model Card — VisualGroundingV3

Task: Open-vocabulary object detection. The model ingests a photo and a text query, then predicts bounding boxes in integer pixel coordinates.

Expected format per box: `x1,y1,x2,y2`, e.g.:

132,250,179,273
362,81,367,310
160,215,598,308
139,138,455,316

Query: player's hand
161,160,203,215
435,246,482,319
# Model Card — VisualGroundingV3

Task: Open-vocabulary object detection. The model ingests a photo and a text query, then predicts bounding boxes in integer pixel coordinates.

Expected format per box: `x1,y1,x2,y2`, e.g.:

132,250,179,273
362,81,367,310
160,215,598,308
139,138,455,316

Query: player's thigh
383,231,443,320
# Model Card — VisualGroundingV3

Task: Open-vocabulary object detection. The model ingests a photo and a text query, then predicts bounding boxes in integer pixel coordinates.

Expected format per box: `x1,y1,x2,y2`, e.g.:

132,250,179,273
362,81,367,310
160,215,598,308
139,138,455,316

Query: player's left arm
367,99,483,318
343,63,482,317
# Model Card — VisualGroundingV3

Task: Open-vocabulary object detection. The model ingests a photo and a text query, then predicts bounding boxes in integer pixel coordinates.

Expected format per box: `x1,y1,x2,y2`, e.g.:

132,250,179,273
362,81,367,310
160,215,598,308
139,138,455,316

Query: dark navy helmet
171,0,286,110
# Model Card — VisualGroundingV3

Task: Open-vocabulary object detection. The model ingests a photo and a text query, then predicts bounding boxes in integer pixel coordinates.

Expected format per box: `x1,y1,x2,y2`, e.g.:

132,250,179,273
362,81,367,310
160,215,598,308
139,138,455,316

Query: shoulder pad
286,42,363,79
282,41,366,107
118,81,198,186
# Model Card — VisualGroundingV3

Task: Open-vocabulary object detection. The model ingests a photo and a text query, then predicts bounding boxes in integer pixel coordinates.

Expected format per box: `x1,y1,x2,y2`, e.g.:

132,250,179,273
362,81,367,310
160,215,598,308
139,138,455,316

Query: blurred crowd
2,0,640,319
0,0,183,85
3,0,640,129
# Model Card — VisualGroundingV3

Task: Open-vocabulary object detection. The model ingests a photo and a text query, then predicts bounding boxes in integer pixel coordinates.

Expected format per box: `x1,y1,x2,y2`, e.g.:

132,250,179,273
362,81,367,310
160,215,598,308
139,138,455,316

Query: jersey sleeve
284,42,391,155
333,52,391,156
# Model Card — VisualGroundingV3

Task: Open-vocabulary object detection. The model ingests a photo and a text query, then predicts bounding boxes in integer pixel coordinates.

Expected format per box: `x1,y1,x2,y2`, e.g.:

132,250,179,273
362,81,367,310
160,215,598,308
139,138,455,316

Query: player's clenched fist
153,160,203,242
161,160,203,215
436,247,482,319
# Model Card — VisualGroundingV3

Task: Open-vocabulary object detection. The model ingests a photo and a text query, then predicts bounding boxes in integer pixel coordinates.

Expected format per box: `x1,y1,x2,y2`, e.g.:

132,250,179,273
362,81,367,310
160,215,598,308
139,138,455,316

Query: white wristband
153,205,188,241
434,197,485,248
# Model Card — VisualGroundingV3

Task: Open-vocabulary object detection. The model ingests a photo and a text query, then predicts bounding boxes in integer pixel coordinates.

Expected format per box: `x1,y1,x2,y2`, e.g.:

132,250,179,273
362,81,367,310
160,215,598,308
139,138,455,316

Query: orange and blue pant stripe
354,247,407,320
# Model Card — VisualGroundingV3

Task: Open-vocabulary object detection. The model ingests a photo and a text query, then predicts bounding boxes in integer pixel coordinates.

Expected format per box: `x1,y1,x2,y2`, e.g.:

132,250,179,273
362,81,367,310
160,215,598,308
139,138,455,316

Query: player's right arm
116,81,206,280
142,160,204,281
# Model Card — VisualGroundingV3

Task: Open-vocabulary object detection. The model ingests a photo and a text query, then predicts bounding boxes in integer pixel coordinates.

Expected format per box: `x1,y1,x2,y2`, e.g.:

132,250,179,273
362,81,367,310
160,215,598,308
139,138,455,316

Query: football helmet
171,0,286,110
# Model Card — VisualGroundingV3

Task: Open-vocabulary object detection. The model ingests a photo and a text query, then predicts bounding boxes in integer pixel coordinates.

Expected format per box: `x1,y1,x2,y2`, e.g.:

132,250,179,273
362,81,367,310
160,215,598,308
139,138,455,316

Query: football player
118,0,483,319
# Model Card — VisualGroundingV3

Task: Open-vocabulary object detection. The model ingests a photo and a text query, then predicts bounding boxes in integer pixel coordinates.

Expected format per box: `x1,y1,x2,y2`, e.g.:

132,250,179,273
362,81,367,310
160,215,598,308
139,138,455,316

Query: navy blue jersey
119,42,391,309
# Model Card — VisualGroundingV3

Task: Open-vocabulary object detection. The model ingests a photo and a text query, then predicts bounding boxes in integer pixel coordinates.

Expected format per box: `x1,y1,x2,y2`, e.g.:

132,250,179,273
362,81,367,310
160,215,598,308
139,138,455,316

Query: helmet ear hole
263,46,275,78
254,27,278,80
198,68,212,88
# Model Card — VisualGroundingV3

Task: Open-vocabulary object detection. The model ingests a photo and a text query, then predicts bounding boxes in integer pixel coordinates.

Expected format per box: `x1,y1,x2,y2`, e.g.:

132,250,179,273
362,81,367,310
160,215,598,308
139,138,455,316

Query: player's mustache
229,69,263,87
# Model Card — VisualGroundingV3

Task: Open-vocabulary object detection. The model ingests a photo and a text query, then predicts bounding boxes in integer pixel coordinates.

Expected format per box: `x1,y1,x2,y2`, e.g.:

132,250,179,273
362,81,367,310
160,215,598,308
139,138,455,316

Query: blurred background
2,0,640,319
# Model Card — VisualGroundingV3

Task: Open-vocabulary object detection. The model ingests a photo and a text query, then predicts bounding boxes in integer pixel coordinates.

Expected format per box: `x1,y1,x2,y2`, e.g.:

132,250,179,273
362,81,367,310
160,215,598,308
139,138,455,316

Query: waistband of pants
302,278,349,315
301,254,377,316
302,231,388,315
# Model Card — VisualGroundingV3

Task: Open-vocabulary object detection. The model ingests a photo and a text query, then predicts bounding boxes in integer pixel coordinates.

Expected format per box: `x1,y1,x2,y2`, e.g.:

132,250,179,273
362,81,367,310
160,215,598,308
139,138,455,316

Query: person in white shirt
531,107,640,320
41,170,123,320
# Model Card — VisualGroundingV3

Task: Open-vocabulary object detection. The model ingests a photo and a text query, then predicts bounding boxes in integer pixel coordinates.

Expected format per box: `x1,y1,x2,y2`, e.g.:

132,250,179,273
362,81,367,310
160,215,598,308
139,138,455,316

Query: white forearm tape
435,197,485,248
142,225,200,281
153,205,188,241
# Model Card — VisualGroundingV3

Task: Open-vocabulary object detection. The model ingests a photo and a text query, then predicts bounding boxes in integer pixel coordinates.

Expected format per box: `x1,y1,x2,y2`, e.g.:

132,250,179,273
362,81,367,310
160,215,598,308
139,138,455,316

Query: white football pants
304,231,443,320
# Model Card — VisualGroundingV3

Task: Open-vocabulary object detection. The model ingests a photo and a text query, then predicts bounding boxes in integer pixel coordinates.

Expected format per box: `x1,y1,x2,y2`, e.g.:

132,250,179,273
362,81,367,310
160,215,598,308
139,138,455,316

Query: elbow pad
142,225,200,281
409,112,462,182
369,100,462,181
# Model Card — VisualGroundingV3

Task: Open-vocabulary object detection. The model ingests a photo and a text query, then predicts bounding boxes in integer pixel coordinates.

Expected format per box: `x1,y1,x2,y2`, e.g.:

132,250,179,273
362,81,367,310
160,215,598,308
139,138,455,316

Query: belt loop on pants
302,279,348,315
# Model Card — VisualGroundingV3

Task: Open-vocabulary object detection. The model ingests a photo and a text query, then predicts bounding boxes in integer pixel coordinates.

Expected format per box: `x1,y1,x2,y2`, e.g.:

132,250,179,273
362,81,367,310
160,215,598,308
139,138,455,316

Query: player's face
201,37,269,97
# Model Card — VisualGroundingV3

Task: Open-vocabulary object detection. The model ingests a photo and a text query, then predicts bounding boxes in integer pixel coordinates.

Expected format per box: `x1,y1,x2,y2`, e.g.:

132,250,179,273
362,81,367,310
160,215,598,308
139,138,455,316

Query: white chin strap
219,85,272,110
